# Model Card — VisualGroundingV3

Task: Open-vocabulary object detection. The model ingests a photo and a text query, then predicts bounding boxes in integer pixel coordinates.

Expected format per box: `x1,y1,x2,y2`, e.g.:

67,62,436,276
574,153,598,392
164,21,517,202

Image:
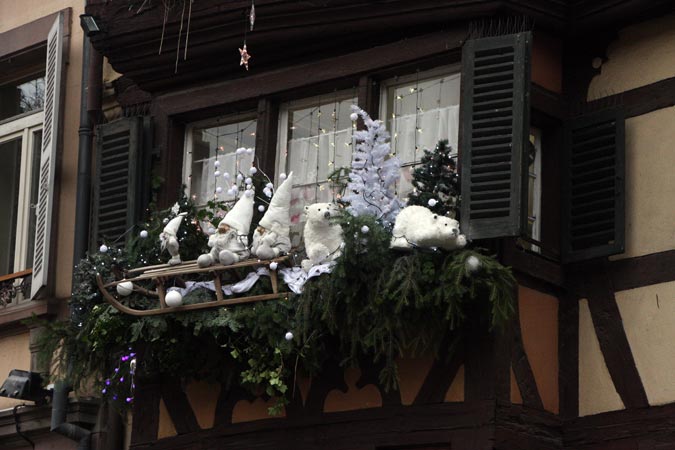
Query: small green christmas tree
407,139,460,218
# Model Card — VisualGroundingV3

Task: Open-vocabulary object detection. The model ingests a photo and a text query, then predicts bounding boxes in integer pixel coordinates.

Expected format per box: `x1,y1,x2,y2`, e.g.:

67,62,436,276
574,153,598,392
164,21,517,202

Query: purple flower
114,368,119,373
101,388,107,394
105,379,111,386
126,397,133,403
119,377,124,382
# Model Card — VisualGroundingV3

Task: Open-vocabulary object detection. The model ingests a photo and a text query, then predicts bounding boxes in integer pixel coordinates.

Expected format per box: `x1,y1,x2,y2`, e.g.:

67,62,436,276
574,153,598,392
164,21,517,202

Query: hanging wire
213,120,221,201
330,89,338,202
413,69,421,165
315,97,323,200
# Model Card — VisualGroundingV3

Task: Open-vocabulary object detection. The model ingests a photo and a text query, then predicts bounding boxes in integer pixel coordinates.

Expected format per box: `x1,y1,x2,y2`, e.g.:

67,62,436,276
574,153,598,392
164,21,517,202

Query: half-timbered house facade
76,1,675,449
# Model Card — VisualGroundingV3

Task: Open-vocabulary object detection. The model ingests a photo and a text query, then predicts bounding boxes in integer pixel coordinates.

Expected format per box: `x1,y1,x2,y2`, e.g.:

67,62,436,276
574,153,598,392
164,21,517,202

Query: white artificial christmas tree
343,105,403,227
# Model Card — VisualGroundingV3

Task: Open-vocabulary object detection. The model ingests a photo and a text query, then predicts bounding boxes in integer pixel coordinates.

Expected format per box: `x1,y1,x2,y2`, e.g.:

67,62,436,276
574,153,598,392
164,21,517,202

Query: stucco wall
588,14,675,101
0,332,32,410
614,107,675,259
0,1,84,300
578,299,624,416
518,286,559,413
616,281,675,406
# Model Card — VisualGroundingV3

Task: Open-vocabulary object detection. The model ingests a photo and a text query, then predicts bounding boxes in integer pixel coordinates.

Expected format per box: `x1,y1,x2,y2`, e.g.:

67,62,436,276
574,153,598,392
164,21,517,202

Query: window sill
0,298,58,329
501,238,564,288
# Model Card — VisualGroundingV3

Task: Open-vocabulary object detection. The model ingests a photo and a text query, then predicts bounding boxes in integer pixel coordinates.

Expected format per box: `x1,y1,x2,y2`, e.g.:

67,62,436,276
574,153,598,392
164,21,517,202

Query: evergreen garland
30,194,515,414
407,140,460,218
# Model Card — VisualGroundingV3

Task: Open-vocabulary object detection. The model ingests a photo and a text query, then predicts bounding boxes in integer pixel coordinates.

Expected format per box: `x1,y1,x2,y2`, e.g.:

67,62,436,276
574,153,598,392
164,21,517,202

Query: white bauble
265,182,274,190
214,170,221,177
284,331,294,341
360,225,370,234
116,281,134,296
223,172,231,180
258,205,265,212
236,174,244,182
245,189,254,197
245,148,253,155
214,160,220,167
236,147,246,155
215,186,223,194
245,177,252,185
163,218,170,224
350,112,359,121
99,244,108,253
279,173,287,180
465,255,481,274
139,230,149,239
249,167,258,175
269,261,278,270
227,188,235,196
165,290,183,307
428,198,438,207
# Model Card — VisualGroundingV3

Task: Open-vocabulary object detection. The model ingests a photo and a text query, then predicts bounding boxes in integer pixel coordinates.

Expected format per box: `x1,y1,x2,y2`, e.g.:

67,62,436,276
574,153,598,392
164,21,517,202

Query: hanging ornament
285,331,294,341
279,173,287,181
249,166,258,175
214,160,221,168
139,230,149,239
465,255,482,274
99,244,108,254
249,1,256,31
245,147,253,155
258,205,266,212
360,225,370,234
165,290,183,307
239,44,251,70
269,261,278,271
116,281,134,297
428,198,438,207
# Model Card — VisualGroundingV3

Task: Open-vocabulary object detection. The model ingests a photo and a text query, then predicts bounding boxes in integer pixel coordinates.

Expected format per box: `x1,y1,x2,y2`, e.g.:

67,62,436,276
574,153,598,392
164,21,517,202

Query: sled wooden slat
96,256,289,316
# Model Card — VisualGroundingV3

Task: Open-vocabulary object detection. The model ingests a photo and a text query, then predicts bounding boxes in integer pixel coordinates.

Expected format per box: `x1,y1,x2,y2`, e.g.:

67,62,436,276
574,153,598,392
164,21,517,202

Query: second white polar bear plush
390,205,466,251
301,203,343,272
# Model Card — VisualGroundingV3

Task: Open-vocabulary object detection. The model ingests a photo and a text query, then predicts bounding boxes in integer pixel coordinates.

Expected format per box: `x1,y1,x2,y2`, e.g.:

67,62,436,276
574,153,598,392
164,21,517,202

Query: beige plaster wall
578,299,624,416
588,14,675,101
518,286,559,413
0,332,32,410
0,1,85,300
612,108,675,259
616,281,675,406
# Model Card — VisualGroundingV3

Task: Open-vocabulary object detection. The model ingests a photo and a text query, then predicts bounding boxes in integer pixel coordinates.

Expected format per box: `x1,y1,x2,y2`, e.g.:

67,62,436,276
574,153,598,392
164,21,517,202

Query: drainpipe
51,10,101,449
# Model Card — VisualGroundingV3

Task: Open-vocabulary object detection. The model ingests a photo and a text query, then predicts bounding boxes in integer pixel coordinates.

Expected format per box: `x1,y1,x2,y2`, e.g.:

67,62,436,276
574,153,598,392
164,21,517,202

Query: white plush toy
160,212,187,265
197,192,254,267
390,205,466,251
301,203,343,272
251,172,293,260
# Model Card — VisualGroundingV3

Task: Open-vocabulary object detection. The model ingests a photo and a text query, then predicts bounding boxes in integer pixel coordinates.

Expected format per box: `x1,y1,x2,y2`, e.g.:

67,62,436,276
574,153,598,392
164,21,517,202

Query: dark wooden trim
565,400,675,449
531,84,566,120
578,262,649,409
608,249,675,292
254,98,279,178
214,384,256,426
558,290,579,420
464,332,496,402
130,400,495,450
160,379,201,434
495,404,562,450
154,30,465,118
501,239,564,287
358,75,380,120
0,8,71,60
130,379,162,446
510,295,544,410
304,358,348,415
356,359,401,407
413,340,463,405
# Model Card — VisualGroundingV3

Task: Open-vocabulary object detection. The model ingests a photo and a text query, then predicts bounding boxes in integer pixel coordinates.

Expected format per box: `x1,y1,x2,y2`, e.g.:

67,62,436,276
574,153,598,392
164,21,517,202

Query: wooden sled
96,257,289,316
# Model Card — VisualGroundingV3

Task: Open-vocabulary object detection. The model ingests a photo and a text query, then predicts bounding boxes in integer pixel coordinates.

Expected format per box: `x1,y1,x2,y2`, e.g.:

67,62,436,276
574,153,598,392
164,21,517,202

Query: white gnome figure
160,212,187,265
197,192,254,267
251,172,293,260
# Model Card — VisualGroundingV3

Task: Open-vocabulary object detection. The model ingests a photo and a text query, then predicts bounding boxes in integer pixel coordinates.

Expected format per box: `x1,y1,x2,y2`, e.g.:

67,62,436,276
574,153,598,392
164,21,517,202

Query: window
524,128,542,252
276,92,357,244
184,116,257,206
380,67,460,197
0,98,43,303
0,75,45,121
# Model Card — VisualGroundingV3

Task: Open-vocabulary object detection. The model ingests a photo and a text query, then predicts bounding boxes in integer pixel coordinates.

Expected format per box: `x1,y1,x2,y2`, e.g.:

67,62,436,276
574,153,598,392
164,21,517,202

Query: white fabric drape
390,105,459,164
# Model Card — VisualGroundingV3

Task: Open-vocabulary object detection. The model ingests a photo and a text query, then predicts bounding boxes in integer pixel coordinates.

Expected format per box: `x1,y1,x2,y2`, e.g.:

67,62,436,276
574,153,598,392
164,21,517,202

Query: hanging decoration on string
250,0,256,31
239,2,255,70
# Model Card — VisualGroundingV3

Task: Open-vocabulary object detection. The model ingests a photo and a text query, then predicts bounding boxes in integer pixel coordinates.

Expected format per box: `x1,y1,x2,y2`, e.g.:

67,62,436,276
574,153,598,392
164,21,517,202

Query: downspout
51,8,101,449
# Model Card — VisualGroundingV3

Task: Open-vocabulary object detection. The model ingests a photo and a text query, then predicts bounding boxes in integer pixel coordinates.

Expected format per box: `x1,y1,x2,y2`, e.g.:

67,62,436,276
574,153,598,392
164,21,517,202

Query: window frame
182,112,258,206
378,64,461,167
275,90,358,188
0,110,43,279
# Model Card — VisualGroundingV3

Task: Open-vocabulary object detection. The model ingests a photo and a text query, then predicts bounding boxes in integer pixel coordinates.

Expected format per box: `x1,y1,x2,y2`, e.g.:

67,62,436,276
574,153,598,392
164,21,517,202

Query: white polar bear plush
301,203,343,272
390,205,467,251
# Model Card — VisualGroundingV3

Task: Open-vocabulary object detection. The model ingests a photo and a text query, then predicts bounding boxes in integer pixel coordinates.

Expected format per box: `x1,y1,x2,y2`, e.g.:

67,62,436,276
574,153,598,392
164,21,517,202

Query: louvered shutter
90,117,143,250
562,109,625,262
460,32,531,240
31,14,64,299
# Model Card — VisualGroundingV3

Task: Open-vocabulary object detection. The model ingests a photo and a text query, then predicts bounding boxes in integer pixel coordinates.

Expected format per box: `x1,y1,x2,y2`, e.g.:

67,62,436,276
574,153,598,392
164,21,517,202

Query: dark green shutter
460,32,531,240
562,109,625,262
91,116,151,250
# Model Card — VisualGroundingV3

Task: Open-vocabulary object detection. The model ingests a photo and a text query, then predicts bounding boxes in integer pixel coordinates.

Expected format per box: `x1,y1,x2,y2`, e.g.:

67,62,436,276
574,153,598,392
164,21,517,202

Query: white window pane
0,137,22,275
188,119,256,205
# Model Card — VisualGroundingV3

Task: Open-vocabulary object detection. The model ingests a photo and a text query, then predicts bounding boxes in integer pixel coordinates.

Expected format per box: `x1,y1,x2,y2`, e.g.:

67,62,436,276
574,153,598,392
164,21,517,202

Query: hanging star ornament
239,44,251,70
